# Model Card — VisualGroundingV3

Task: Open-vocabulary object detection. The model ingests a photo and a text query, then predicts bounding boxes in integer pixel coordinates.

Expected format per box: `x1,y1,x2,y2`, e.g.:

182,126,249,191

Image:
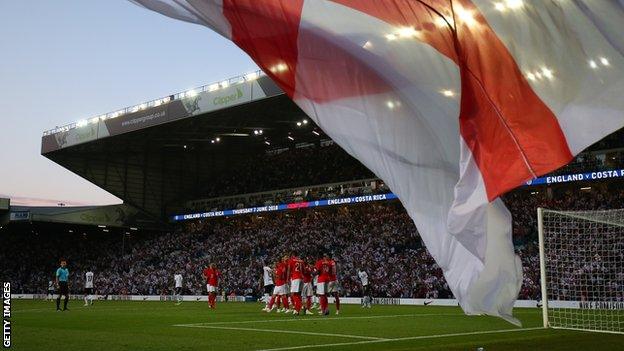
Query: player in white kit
357,268,371,308
174,273,183,305
83,271,94,306
261,265,274,309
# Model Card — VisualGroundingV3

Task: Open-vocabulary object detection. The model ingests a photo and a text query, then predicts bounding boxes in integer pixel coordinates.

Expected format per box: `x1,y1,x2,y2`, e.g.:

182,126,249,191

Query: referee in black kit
55,258,70,311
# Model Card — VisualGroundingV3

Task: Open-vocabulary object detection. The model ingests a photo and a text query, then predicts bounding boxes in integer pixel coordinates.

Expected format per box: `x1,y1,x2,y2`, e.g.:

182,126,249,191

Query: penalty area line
254,327,544,351
173,324,387,340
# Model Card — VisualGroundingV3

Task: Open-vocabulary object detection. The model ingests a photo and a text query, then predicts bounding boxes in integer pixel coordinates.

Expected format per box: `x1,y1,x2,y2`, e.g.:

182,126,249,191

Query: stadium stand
2,152,624,300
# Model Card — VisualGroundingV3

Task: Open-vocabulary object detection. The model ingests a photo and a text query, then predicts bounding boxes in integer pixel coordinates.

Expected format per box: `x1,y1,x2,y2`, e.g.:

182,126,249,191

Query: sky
0,1,257,206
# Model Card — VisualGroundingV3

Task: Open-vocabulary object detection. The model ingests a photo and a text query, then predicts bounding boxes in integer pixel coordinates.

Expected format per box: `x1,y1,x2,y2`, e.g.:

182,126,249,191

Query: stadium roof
41,72,329,226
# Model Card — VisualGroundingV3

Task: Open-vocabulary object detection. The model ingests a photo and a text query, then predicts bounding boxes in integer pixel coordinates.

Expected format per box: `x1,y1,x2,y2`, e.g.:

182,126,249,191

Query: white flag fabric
130,0,624,324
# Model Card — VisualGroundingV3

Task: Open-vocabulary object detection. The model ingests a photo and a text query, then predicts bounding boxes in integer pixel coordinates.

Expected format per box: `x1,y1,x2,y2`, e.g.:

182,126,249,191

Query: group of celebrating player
260,252,342,316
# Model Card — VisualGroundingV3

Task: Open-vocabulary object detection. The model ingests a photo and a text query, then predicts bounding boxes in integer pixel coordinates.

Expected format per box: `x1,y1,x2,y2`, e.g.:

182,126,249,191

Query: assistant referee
55,258,70,311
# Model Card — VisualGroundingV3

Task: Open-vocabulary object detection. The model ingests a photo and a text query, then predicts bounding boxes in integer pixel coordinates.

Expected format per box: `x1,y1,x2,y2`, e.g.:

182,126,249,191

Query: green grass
9,300,623,350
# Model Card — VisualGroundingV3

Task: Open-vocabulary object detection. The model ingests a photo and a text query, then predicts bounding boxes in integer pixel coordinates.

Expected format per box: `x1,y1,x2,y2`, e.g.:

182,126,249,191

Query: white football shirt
174,274,183,288
85,271,94,288
358,270,369,286
263,266,274,286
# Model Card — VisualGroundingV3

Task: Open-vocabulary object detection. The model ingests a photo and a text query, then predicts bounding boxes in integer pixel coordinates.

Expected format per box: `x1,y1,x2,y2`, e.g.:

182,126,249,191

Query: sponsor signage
525,169,624,186
172,193,398,221
42,76,278,153
9,211,30,221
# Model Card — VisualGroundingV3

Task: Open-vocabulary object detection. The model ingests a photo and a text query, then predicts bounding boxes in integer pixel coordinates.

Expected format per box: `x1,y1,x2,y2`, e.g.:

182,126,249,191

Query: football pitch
10,300,623,350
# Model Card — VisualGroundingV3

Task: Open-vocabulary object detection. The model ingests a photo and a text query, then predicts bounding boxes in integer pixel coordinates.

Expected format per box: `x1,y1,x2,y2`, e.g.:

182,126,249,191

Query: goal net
538,208,624,334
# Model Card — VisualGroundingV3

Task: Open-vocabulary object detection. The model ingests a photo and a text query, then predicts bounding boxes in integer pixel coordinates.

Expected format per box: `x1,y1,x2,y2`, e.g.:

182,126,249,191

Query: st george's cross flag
130,0,624,324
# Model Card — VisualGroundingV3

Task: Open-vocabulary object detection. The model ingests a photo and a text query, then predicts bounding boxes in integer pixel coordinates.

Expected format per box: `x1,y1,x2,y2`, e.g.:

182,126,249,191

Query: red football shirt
329,259,337,282
203,267,220,286
274,262,287,286
288,256,304,280
315,259,331,283
302,264,313,283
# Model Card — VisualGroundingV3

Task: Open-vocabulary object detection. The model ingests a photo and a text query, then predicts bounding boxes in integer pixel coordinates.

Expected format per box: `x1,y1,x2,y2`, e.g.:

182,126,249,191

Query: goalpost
537,207,624,334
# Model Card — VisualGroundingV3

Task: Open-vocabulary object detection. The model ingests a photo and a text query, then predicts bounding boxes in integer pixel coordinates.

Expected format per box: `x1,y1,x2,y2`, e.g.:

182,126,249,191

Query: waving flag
131,0,624,323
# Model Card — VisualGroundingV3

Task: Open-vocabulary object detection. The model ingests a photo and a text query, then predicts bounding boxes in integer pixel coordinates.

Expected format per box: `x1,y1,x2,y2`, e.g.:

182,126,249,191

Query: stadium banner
29,204,141,228
9,211,30,221
172,193,398,221
103,100,188,136
41,76,282,153
525,169,624,186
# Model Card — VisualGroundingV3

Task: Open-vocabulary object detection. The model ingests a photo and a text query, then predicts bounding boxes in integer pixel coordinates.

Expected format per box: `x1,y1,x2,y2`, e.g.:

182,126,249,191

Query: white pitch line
174,324,387,341
175,313,462,327
255,327,545,351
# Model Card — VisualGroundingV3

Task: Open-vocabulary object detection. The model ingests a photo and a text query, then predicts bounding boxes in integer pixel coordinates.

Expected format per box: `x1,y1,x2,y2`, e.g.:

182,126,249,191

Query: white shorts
302,282,313,297
316,281,328,295
206,284,217,293
273,284,287,296
290,279,302,294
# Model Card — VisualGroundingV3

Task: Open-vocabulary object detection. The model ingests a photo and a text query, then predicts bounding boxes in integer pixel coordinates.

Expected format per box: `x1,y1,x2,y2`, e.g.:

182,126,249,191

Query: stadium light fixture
580,186,592,191
183,145,187,149
362,41,373,50
312,130,320,136
211,139,215,144
297,122,302,126
208,83,220,92
600,57,610,66
98,225,106,228
245,72,259,81
386,101,395,110
264,141,271,146
216,137,221,142
288,136,294,141
526,72,537,81
130,227,138,231
302,119,308,124
589,60,598,69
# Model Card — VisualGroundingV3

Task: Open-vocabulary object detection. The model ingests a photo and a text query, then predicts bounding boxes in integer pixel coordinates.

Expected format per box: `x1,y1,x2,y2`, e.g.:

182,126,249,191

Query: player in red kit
328,256,340,315
267,257,289,312
302,260,314,315
202,263,220,309
287,252,305,315
314,253,332,316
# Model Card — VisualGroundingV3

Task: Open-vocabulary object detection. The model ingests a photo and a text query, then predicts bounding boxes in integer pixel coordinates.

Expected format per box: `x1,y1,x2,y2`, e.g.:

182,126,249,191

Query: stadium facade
37,71,624,232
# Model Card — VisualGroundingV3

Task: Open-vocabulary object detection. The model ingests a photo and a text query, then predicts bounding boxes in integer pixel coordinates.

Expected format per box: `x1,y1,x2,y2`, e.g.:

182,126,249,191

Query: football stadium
2,1,624,351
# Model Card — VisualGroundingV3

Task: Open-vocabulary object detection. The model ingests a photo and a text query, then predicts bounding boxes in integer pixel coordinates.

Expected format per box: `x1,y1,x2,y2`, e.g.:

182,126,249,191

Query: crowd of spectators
2,183,623,301
197,144,375,202
3,138,624,301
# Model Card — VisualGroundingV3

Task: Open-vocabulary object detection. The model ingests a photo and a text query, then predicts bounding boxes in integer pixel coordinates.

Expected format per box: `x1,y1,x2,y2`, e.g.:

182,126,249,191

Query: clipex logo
213,88,243,106
3,282,10,348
